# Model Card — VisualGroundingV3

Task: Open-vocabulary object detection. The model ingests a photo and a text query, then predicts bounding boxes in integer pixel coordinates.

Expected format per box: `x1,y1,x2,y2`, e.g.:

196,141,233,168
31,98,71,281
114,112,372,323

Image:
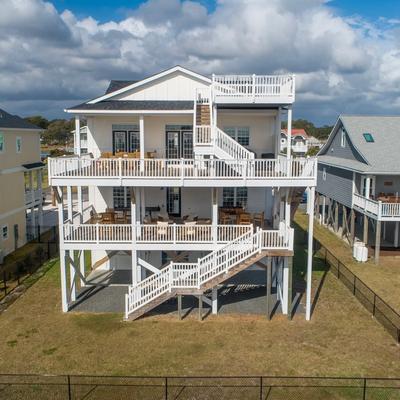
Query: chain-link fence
316,240,400,344
0,374,399,399
0,226,59,302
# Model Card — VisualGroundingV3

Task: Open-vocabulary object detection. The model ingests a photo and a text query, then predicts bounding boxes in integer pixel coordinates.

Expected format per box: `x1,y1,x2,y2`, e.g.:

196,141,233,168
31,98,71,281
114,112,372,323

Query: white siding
112,71,209,101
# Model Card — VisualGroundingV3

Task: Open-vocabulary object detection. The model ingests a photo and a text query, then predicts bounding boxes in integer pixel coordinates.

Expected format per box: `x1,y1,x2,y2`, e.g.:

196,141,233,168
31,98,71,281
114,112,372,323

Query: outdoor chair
156,221,169,238
184,221,197,238
238,213,252,225
115,210,125,223
253,212,264,228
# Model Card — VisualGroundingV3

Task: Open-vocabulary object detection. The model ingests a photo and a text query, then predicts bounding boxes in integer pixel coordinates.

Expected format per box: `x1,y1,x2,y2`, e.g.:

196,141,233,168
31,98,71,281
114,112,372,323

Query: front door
166,187,181,217
166,131,180,159
165,128,193,158
113,131,127,154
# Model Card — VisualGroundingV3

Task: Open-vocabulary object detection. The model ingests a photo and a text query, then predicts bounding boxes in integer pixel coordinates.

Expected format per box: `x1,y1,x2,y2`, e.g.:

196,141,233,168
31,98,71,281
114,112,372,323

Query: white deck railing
25,189,42,207
48,157,316,182
63,223,253,245
353,193,400,220
212,74,295,102
213,127,254,160
125,225,293,317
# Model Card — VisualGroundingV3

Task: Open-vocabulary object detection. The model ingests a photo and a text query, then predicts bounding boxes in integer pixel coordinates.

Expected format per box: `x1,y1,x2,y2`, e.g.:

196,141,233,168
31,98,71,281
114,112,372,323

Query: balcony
353,193,400,221
212,74,295,104
61,221,294,252
48,156,317,188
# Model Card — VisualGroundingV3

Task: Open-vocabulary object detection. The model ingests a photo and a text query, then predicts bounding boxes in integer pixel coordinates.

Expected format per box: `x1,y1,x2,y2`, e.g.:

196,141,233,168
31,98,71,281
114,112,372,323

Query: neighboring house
48,65,317,320
0,108,44,259
316,115,400,263
280,128,308,155
307,135,325,149
71,126,88,154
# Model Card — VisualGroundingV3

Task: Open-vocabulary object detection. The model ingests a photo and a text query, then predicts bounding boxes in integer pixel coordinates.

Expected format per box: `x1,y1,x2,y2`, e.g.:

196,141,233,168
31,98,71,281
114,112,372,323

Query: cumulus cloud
0,0,399,124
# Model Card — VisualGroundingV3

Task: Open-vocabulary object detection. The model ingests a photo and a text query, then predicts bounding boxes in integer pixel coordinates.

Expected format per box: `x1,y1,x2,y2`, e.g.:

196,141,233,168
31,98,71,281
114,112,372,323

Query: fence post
362,377,366,400
67,375,72,400
353,275,356,295
259,376,263,400
337,260,340,278
3,271,7,296
165,377,168,400
372,295,376,317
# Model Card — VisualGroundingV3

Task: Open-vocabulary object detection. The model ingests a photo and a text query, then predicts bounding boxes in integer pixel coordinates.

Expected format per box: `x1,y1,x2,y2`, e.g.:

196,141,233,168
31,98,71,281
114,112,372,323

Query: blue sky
1,0,400,123
52,0,400,22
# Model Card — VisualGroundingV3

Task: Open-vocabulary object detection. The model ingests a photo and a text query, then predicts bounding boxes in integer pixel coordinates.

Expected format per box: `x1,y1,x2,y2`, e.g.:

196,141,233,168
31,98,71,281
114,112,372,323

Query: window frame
2,225,8,240
222,187,248,208
340,129,346,148
0,132,4,153
223,126,250,147
113,187,131,210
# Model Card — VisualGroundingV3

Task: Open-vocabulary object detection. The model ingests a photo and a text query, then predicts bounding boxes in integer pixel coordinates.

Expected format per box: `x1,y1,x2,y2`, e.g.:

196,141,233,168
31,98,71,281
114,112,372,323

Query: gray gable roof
319,115,400,174
105,80,138,94
0,108,40,130
68,100,194,111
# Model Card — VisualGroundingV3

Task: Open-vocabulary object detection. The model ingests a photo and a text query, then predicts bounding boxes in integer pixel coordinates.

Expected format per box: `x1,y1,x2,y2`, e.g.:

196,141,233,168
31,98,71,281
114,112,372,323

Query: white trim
64,109,193,115
0,206,26,221
86,66,211,105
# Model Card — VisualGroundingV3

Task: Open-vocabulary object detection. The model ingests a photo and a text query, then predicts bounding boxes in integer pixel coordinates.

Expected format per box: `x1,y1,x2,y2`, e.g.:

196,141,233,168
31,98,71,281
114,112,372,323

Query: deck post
274,107,282,157
132,249,138,285
177,295,182,320
69,250,76,302
375,220,381,264
37,169,43,227
334,202,339,232
212,188,218,244
282,257,289,315
75,115,81,156
60,250,69,312
77,186,85,286
139,115,144,171
287,256,293,320
363,215,369,245
266,257,272,320
212,287,218,314
321,195,326,225
198,295,203,321
286,106,292,160
394,222,399,248
306,186,315,320
350,209,355,246
341,205,346,238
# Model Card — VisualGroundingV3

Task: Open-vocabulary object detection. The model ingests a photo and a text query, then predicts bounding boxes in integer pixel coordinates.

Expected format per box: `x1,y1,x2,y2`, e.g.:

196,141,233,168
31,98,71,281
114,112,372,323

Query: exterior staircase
125,226,293,320
193,87,254,161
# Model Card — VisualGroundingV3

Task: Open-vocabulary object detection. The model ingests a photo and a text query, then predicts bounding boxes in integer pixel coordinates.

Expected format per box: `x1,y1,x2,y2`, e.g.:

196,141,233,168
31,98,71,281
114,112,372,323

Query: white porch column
306,186,315,320
29,171,36,237
394,222,399,248
75,116,81,156
282,257,289,315
286,106,292,159
77,186,85,286
56,187,68,312
212,188,218,244
67,186,73,221
140,188,145,223
275,107,282,156
130,188,137,244
132,249,138,285
285,188,291,227
212,286,218,314
139,115,144,159
70,251,76,302
37,169,43,227
365,176,371,199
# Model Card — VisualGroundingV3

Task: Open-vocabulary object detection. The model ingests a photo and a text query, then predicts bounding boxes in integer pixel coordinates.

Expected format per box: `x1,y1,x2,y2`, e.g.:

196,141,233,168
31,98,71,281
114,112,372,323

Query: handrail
213,127,254,160
48,157,317,181
125,226,293,317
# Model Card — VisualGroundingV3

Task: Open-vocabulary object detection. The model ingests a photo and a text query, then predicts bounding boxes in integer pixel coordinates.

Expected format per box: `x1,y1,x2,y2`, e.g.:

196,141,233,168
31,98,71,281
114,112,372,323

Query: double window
113,187,131,209
224,127,250,146
112,125,139,154
222,188,248,208
2,225,8,240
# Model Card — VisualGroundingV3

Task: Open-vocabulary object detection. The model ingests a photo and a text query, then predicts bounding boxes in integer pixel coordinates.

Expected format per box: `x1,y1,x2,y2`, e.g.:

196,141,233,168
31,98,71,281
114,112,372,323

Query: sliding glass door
112,130,140,154
165,126,193,159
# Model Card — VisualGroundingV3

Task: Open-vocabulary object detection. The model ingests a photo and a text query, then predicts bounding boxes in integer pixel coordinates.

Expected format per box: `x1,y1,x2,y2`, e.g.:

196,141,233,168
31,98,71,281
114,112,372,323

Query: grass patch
0,225,398,377
295,210,400,313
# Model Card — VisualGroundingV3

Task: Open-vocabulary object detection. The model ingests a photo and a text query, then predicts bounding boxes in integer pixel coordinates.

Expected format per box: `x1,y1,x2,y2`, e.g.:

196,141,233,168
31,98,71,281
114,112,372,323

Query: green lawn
295,210,400,313
0,237,398,378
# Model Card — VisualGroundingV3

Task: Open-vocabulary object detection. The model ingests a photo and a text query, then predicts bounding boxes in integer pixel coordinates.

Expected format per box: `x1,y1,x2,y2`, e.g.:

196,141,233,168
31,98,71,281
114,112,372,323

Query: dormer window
363,133,374,143
340,129,346,148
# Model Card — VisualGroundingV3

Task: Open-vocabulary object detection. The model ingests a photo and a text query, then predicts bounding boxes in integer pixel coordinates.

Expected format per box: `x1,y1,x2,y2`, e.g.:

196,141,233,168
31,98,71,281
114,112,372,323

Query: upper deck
212,74,295,105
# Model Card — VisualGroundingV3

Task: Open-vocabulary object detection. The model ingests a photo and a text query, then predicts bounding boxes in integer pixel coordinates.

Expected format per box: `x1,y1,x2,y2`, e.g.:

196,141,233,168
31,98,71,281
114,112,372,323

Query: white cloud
0,0,399,124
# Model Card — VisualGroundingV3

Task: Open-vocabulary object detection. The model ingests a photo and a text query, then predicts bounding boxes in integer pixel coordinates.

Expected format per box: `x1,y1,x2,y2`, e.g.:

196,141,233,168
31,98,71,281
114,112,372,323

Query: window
0,132,4,153
2,225,8,240
322,168,327,181
224,126,250,146
113,187,131,209
222,188,248,208
16,136,22,153
363,133,374,143
340,129,346,148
